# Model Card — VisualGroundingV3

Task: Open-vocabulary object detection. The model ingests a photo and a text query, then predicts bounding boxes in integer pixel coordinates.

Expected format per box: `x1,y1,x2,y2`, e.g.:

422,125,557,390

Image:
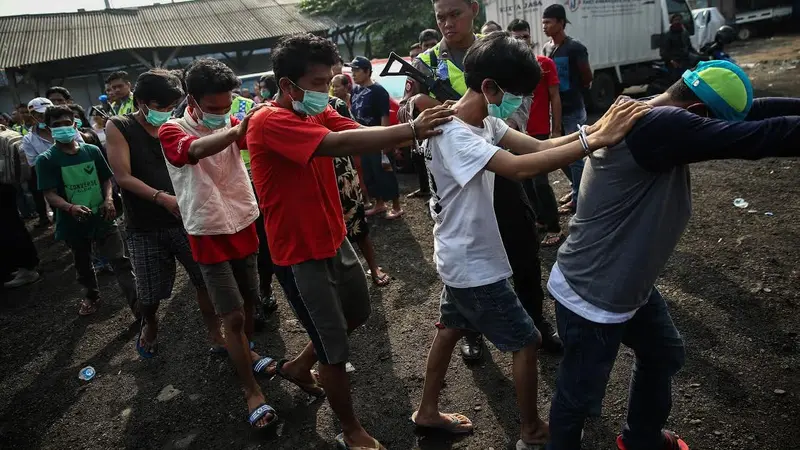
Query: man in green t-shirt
36,105,137,317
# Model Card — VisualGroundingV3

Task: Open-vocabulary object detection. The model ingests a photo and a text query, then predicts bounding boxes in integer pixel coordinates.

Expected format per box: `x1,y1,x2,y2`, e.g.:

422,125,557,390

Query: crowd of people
1,0,799,449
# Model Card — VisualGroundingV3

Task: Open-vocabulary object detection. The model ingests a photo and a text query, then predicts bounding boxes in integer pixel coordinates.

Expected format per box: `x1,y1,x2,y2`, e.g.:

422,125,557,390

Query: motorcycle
646,25,737,95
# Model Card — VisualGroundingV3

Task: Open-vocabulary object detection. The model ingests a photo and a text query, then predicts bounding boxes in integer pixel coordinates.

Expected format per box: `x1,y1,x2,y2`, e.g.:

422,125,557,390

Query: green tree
300,0,437,58
301,0,487,58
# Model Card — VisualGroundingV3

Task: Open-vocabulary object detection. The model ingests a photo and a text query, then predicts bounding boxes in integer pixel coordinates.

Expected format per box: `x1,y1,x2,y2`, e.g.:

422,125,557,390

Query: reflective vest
417,41,470,99
230,96,255,173
113,96,135,115
11,124,29,136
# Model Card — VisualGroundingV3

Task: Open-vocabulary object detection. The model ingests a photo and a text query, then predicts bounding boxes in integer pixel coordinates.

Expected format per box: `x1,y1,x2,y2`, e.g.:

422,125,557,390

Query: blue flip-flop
252,356,275,376
209,341,255,355
136,318,157,359
248,403,277,430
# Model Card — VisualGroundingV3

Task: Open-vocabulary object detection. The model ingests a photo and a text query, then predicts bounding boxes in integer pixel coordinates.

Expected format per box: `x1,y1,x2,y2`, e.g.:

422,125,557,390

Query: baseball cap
543,4,571,24
682,60,753,121
348,56,372,71
27,97,53,113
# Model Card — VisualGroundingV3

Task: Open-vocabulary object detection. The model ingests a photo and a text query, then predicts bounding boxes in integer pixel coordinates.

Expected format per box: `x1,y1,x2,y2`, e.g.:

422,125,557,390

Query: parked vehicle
733,1,794,40
485,0,696,110
646,25,737,95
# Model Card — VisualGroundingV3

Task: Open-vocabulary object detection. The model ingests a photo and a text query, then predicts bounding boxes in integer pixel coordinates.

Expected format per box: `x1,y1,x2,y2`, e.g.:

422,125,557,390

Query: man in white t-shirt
410,32,650,448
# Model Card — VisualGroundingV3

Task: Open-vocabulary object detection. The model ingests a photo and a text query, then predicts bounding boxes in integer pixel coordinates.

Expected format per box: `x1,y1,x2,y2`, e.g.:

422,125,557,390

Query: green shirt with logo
36,143,114,242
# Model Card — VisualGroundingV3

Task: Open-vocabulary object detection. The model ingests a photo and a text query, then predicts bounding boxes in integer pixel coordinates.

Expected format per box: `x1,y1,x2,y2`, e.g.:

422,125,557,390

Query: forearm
188,127,239,161
551,97,563,134
102,179,113,202
116,173,165,201
492,137,595,181
43,191,71,211
316,124,415,157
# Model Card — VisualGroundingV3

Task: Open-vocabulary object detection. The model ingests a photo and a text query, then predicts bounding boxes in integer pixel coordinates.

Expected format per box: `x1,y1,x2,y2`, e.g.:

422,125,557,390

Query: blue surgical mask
75,118,83,128
51,126,77,143
289,81,329,116
486,87,523,120
199,108,230,130
37,122,47,130
260,89,272,99
144,106,172,127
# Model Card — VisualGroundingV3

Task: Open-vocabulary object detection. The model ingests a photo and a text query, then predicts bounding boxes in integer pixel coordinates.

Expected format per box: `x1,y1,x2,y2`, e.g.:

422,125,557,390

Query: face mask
75,118,83,128
289,81,329,116
37,122,47,130
486,87,523,120
671,22,684,31
197,108,229,130
260,89,272,99
144,106,172,127
51,126,77,143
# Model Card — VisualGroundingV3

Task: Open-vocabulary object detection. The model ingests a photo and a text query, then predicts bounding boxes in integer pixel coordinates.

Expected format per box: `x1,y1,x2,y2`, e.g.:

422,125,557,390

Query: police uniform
112,96,136,116
229,95,255,172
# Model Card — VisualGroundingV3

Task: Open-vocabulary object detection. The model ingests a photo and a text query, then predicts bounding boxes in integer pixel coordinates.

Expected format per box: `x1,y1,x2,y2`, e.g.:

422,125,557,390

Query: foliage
300,0,486,58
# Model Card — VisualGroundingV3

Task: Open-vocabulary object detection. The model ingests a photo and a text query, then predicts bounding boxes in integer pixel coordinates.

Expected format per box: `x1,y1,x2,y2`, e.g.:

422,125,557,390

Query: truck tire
737,25,754,41
588,71,618,112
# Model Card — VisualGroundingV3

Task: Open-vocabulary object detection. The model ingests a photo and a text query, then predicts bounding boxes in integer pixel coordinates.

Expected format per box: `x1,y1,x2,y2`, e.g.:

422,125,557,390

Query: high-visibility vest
11,124,29,136
417,41,471,99
230,96,255,173
113,96,135,115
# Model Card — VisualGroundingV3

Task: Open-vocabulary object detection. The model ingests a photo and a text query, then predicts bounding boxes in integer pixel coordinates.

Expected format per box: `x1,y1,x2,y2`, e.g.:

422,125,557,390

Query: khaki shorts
198,253,259,315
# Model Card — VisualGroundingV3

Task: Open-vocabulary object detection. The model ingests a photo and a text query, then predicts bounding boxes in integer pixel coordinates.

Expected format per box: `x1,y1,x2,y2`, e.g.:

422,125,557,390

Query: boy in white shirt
410,32,650,449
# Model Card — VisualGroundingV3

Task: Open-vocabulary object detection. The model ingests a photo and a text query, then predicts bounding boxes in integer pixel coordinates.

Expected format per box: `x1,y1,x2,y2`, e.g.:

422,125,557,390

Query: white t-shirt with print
425,116,512,288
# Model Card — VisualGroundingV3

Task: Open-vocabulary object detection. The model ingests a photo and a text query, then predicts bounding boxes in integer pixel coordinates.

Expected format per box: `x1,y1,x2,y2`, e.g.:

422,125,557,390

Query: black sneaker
538,320,564,354
460,333,484,361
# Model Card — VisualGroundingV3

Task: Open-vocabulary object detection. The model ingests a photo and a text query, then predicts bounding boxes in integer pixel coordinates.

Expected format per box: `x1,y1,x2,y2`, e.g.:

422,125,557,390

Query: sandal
558,202,575,215
136,318,158,359
252,356,276,376
516,439,547,450
366,268,390,287
385,209,405,220
335,433,386,450
410,411,474,435
616,430,689,450
248,403,278,430
275,359,326,398
365,205,387,217
541,232,565,247
78,298,98,316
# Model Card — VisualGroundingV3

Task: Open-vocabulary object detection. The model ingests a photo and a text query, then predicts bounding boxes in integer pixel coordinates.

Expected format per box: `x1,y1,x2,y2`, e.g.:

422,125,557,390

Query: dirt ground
1,34,799,450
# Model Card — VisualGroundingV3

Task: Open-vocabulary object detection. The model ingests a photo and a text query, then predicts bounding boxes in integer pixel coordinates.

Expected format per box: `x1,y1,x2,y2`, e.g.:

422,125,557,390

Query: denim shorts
439,279,540,352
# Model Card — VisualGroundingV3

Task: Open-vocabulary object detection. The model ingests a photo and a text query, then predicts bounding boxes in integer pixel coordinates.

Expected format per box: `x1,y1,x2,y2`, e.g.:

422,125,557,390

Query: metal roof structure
0,0,336,68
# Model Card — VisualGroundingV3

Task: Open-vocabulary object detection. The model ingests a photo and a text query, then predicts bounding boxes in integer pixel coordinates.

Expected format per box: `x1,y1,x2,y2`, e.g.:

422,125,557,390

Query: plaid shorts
127,227,205,306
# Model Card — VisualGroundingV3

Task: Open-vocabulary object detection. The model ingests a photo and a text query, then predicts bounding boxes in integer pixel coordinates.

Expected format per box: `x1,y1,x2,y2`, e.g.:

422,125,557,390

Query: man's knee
637,342,686,376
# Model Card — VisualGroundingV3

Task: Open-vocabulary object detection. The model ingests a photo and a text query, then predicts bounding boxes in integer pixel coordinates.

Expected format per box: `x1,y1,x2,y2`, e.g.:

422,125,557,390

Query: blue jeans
547,289,686,450
439,279,540,352
561,108,587,209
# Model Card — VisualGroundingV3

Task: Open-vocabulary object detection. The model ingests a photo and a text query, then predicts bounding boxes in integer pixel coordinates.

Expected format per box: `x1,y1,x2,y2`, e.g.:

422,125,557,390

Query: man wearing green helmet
546,60,800,450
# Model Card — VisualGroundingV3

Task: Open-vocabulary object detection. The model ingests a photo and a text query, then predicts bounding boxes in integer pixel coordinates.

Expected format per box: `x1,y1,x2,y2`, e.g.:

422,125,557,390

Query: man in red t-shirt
247,33,453,449
510,19,566,247
158,59,309,431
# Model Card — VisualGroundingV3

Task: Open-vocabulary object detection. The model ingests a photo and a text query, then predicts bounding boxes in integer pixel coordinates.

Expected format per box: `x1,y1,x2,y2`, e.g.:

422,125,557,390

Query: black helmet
715,25,736,45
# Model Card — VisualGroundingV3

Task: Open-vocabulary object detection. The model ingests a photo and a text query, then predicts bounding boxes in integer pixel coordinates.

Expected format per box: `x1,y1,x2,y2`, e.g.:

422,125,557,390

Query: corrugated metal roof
0,0,337,68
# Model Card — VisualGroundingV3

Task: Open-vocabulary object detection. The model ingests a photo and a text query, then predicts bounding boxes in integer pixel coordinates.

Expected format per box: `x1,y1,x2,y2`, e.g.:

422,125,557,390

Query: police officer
106,71,136,115
400,0,564,360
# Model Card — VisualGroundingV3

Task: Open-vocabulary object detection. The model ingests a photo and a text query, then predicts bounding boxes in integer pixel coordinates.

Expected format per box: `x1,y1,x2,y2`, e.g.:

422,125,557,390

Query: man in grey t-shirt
546,62,800,450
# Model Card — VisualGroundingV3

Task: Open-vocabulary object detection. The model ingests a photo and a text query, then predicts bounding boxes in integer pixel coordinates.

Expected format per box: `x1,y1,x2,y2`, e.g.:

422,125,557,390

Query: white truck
485,0,696,110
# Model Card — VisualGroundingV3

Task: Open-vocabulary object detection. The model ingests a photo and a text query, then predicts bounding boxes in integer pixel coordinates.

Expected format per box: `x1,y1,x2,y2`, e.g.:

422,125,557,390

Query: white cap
27,97,53,113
